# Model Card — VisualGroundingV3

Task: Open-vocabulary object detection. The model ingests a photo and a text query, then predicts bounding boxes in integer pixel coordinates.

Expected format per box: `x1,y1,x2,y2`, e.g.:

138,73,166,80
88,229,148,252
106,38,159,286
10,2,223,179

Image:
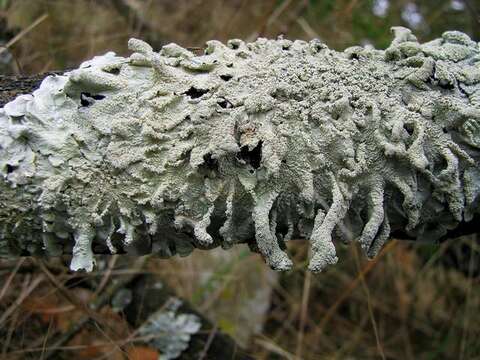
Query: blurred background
0,0,480,359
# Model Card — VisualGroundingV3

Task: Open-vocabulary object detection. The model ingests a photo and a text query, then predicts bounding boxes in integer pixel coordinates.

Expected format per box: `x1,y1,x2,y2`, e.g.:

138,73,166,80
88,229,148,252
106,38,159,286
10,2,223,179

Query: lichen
137,297,201,360
0,27,479,272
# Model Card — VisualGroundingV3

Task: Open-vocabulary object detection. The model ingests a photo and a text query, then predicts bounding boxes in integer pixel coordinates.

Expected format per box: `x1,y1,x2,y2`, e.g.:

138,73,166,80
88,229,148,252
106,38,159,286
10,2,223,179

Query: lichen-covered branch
1,27,479,272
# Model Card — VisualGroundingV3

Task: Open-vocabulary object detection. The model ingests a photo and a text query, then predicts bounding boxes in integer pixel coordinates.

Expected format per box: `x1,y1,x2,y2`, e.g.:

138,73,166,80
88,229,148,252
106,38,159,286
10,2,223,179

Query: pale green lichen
137,297,201,360
0,27,479,272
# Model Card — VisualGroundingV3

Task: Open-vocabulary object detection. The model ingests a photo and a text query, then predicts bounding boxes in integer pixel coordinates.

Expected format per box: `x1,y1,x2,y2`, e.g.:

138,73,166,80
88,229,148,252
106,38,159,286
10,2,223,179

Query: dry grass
1,237,479,359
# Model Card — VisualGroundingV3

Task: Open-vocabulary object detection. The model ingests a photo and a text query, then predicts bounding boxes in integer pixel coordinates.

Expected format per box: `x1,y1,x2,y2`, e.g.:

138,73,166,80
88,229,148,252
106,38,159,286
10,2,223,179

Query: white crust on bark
1,27,479,272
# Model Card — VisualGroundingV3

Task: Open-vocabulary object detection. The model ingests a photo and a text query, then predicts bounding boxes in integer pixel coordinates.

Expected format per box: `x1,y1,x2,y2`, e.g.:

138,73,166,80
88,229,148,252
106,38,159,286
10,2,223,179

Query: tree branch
0,27,479,272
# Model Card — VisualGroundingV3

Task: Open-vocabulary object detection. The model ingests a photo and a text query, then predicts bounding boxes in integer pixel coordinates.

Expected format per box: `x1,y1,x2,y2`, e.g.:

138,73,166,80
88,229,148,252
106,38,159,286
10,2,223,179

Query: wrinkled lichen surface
1,27,479,272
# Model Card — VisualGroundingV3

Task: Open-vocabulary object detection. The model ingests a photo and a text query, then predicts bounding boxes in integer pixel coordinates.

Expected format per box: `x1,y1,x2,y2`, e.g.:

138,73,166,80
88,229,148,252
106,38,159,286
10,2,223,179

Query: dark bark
0,72,63,107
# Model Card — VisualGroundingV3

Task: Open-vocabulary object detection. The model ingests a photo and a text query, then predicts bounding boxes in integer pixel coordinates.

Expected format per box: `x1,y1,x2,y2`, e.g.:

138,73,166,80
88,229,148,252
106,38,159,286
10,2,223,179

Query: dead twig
0,272,45,327
0,257,25,302
353,245,385,360
198,323,218,360
0,13,48,56
94,255,118,296
1,305,19,356
317,240,398,334
39,256,149,360
295,264,312,359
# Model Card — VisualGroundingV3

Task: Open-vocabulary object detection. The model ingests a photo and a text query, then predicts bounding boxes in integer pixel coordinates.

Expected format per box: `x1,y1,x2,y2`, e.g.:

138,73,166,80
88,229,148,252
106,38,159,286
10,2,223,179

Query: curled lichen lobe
1,27,479,272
